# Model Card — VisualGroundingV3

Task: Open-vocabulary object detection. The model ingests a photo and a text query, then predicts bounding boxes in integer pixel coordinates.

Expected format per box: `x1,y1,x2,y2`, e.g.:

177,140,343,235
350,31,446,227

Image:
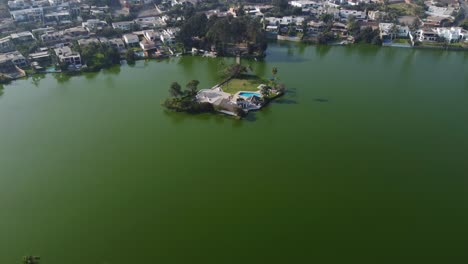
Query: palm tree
261,85,270,98
272,67,278,78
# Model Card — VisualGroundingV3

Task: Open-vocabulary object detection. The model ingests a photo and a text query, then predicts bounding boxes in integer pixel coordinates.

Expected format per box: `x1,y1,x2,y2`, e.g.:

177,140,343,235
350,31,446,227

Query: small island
163,61,285,118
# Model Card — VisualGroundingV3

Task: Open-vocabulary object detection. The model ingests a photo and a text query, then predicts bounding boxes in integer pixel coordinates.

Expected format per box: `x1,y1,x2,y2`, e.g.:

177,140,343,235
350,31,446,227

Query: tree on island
223,63,249,79
163,80,213,114
261,85,270,98
186,80,200,96
169,82,183,97
272,67,278,80
22,256,40,264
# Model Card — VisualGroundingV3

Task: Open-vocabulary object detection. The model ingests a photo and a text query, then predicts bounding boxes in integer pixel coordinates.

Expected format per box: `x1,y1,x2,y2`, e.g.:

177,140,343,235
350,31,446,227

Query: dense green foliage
177,14,267,56
318,32,337,44
0,75,12,85
354,28,382,45
125,49,136,65
461,19,468,30
78,43,121,71
348,16,382,45
221,63,249,79
163,80,214,113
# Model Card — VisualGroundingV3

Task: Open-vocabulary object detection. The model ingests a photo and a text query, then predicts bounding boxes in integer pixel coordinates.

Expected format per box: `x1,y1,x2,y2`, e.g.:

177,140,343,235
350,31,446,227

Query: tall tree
273,0,289,13
272,67,278,79
169,82,183,97
186,80,200,96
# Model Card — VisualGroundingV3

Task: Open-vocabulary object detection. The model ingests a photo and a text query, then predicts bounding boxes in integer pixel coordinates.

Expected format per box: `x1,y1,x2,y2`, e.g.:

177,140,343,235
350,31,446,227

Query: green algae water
0,43,467,264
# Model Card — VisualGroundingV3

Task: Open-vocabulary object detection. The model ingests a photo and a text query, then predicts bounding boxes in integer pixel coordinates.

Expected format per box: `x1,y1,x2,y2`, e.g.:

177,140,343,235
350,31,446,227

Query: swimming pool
239,92,261,98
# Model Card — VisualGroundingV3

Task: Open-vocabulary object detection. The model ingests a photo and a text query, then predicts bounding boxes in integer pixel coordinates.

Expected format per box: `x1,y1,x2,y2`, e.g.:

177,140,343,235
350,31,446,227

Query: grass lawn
388,3,423,16
222,74,264,94
393,38,410,44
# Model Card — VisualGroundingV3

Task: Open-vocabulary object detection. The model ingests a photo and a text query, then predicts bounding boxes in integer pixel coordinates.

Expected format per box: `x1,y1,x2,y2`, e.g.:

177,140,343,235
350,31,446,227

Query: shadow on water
177,55,195,74
265,42,308,63
84,71,99,80
285,87,297,95
313,98,329,103
253,59,267,78
31,73,46,87
102,65,121,75
382,47,398,63
272,98,297,104
53,72,73,83
315,45,332,59
0,85,4,98
399,49,416,79
243,112,257,122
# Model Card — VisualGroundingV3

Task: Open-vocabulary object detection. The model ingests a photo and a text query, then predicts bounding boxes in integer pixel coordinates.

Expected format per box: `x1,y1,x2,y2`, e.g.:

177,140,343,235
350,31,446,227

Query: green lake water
0,43,467,263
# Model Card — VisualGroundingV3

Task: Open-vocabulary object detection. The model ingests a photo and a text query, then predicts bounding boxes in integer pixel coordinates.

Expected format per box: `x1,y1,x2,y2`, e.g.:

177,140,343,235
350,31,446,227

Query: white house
112,21,134,31
415,28,438,42
338,9,366,21
144,30,160,42
264,16,306,26
289,1,319,8
123,34,139,47
54,46,81,66
436,27,467,42
379,23,409,40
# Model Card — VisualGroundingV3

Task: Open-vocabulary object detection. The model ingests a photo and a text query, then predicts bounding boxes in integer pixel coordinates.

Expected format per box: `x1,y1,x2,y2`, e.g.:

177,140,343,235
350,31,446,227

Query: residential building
108,38,126,51
7,0,29,10
416,28,438,42
0,19,16,34
77,38,100,46
62,26,89,40
379,23,409,40
264,16,306,26
436,27,467,42
40,31,65,45
144,30,160,42
338,10,366,21
160,30,175,45
134,16,166,29
82,19,107,32
139,39,156,51
426,5,455,18
0,51,27,67
368,11,386,21
123,34,140,47
10,7,44,23
347,0,371,5
289,1,319,8
112,21,135,31
44,11,72,25
54,46,81,66
0,37,15,53
423,16,450,27
10,31,36,44
28,51,51,65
